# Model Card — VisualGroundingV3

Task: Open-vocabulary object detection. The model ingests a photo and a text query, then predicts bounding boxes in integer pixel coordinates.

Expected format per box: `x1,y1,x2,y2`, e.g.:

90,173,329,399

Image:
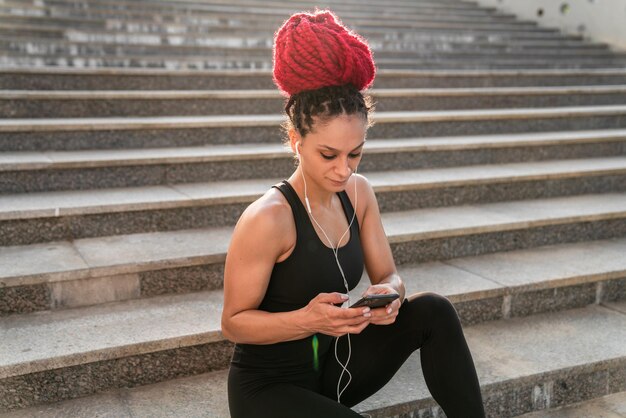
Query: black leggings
228,292,486,417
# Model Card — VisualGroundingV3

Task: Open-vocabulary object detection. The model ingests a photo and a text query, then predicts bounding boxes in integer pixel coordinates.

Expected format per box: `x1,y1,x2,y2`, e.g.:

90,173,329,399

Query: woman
221,10,486,418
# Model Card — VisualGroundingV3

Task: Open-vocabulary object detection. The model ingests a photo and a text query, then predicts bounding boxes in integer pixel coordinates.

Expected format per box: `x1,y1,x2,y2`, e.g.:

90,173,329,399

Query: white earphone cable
298,143,358,404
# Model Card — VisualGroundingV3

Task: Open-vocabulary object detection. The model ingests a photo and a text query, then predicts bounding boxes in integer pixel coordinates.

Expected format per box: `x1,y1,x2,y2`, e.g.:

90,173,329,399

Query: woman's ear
289,129,300,155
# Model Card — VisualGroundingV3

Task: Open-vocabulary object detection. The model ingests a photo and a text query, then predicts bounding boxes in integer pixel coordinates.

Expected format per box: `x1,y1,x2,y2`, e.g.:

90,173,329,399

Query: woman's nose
335,158,352,178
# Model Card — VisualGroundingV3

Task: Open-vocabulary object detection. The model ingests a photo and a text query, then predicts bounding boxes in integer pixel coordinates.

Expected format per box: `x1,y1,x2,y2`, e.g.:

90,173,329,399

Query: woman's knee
406,292,459,323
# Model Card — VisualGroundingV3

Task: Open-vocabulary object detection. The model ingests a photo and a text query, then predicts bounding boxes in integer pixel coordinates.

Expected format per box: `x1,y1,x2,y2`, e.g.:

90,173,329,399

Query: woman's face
293,114,367,191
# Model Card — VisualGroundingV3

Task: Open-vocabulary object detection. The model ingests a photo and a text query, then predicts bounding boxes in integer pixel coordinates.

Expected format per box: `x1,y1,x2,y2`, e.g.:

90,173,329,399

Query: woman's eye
320,153,361,160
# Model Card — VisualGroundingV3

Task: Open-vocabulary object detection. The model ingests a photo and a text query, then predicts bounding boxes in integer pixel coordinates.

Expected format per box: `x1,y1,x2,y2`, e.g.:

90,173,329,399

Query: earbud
295,141,311,213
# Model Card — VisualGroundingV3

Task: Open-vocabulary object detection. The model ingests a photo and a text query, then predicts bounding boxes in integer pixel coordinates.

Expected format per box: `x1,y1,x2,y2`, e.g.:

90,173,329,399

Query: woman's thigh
230,382,362,417
228,365,362,418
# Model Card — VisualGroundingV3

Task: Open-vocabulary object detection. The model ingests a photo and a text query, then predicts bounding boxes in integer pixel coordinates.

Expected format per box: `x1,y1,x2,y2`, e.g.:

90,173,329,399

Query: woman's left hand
362,284,402,325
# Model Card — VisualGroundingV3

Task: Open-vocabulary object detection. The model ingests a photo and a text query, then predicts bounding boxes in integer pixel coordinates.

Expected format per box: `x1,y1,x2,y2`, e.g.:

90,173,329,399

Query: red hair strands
272,10,376,96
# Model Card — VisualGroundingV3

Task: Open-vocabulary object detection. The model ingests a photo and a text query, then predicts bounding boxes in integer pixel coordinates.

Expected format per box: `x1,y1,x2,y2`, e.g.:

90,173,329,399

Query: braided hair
272,10,376,138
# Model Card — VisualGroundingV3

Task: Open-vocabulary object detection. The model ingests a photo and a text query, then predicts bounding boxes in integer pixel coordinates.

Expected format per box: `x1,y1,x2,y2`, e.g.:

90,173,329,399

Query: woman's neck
288,169,335,210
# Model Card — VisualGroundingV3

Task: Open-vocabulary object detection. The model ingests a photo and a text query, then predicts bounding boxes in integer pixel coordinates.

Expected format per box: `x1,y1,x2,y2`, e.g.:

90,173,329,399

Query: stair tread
4,85,626,99
1,192,625,286
0,293,624,416
3,67,624,76
3,67,624,75
0,36,602,51
5,54,621,70
1,157,625,218
382,192,626,241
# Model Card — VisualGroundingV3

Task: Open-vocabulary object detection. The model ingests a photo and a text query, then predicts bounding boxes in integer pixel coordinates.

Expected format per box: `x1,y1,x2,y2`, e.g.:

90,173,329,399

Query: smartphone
349,293,399,309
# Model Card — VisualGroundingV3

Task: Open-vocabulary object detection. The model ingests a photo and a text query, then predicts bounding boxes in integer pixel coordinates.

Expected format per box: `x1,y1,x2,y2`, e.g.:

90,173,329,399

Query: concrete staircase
1,0,625,417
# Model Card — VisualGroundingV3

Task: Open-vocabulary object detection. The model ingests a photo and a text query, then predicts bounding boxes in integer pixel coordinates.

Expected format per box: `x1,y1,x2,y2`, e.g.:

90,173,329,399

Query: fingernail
387,307,392,314
364,312,371,318
341,294,349,300
362,307,371,313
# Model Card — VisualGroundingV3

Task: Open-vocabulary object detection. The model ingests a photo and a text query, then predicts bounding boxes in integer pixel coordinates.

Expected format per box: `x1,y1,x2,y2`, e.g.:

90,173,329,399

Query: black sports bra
259,180,364,312
231,180,364,371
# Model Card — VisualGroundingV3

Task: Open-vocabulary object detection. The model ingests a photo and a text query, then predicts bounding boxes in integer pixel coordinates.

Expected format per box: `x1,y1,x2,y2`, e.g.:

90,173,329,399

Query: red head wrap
272,10,376,96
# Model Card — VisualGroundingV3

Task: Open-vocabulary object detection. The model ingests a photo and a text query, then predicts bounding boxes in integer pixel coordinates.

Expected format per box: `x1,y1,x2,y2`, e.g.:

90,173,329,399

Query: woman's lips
329,178,348,186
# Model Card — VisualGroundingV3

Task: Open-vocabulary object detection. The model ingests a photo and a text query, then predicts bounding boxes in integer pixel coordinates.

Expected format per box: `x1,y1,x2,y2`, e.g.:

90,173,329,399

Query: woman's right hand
300,293,372,337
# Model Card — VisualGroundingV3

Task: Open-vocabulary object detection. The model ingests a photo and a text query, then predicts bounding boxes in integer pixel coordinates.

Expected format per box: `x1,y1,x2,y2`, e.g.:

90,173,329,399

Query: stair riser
0,26,66,38
0,263,224,314
2,115,625,151
1,290,624,414
5,93,626,118
0,340,234,413
2,178,625,245
366,116,626,144
456,278,626,326
4,72,625,90
392,218,626,265
2,141,626,194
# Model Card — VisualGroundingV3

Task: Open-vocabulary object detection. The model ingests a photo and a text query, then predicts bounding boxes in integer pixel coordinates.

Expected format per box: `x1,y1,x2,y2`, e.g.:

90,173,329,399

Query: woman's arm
349,175,406,324
221,192,371,345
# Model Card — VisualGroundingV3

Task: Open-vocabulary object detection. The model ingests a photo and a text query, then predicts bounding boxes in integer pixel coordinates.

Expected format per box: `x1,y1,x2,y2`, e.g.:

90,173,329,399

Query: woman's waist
232,334,333,371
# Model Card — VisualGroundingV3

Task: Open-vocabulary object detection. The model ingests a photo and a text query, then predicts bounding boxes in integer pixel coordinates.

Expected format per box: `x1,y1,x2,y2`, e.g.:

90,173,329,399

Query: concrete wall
472,0,626,51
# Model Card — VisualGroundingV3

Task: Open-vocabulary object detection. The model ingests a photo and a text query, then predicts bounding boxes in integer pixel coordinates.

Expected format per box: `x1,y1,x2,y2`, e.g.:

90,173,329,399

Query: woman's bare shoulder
233,186,294,247
345,174,377,223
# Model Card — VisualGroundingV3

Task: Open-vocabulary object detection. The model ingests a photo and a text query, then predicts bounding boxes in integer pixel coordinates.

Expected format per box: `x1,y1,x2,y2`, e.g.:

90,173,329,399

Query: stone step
20,0,506,18
38,0,494,12
1,192,625,314
2,157,625,244
515,392,626,417
3,67,625,90
2,106,626,151
0,20,588,46
2,380,626,418
0,2,526,26
6,52,623,71
0,11,556,34
3,38,619,64
373,57,626,71
6,29,606,54
1,129,625,192
4,85,626,118
0,28,595,64
0,157,626,245
43,0,496,10
4,33,613,56
0,275,624,414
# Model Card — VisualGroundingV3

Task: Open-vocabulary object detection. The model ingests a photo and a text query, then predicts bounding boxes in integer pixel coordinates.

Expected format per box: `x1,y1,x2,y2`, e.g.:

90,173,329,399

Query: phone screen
349,293,399,309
